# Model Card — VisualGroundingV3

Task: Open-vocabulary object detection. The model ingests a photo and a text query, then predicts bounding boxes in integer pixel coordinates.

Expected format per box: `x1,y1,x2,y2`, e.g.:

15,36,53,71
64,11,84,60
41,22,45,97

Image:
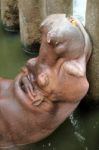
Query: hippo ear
47,33,51,43
72,17,92,62
78,22,92,62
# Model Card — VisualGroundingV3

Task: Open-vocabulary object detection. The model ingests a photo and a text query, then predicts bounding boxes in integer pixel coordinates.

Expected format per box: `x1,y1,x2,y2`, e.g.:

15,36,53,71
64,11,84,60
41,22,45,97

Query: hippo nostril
26,58,37,71
20,80,26,93
37,73,49,87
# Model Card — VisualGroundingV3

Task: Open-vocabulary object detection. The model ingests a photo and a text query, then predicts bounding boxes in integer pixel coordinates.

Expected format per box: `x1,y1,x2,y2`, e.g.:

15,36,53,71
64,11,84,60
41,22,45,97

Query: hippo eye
55,42,63,47
50,40,63,48
55,42,59,46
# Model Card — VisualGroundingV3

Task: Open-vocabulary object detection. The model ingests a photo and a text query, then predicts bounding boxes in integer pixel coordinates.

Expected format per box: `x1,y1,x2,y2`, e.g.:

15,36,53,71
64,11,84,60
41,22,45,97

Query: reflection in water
69,114,79,130
74,131,85,143
69,114,85,142
0,18,99,150
69,113,87,149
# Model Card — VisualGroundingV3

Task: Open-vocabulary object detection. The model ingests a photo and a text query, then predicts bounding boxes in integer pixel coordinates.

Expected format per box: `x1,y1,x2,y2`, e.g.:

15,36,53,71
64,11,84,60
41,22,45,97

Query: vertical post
18,0,42,56
41,0,73,18
64,0,73,16
1,0,19,32
86,0,99,100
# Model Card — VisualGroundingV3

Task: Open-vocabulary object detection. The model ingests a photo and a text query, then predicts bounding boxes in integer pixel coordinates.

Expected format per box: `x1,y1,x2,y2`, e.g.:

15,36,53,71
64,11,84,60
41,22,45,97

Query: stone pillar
86,0,99,100
1,0,19,32
18,0,42,56
41,0,72,18
64,0,73,16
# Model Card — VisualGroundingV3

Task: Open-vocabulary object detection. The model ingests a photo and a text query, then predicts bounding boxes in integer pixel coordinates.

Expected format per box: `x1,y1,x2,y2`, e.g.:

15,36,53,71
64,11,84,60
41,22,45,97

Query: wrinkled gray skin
0,14,92,148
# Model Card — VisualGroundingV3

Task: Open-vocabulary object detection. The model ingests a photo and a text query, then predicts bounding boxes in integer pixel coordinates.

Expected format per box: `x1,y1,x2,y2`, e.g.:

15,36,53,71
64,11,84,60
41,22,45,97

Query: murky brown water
0,21,99,150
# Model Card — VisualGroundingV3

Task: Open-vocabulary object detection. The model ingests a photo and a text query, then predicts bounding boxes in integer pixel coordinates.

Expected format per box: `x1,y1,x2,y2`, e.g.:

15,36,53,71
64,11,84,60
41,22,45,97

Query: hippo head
0,14,92,148
15,14,92,107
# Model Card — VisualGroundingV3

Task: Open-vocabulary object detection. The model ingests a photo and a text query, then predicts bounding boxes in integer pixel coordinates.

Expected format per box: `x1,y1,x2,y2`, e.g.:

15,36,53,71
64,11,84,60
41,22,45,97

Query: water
0,13,99,150
0,22,29,79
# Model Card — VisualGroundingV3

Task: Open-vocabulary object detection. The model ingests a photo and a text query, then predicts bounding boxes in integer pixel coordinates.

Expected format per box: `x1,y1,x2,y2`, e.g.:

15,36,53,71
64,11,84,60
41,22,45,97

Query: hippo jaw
14,70,46,109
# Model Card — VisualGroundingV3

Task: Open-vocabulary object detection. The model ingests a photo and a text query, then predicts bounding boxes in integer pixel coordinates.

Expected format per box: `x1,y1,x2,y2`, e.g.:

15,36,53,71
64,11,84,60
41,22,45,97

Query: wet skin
0,14,92,148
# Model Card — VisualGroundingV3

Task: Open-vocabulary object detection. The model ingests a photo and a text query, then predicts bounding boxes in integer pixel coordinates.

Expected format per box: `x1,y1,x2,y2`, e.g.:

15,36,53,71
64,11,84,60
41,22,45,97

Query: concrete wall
86,0,99,100
41,0,72,18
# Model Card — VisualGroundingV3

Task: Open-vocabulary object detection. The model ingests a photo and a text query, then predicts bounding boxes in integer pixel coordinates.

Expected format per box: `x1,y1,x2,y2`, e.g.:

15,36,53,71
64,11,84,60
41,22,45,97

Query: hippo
0,14,92,148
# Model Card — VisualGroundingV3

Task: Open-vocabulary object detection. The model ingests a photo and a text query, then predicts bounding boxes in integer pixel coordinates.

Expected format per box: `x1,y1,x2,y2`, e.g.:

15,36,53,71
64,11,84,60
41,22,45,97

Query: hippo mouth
20,72,35,98
14,68,45,107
